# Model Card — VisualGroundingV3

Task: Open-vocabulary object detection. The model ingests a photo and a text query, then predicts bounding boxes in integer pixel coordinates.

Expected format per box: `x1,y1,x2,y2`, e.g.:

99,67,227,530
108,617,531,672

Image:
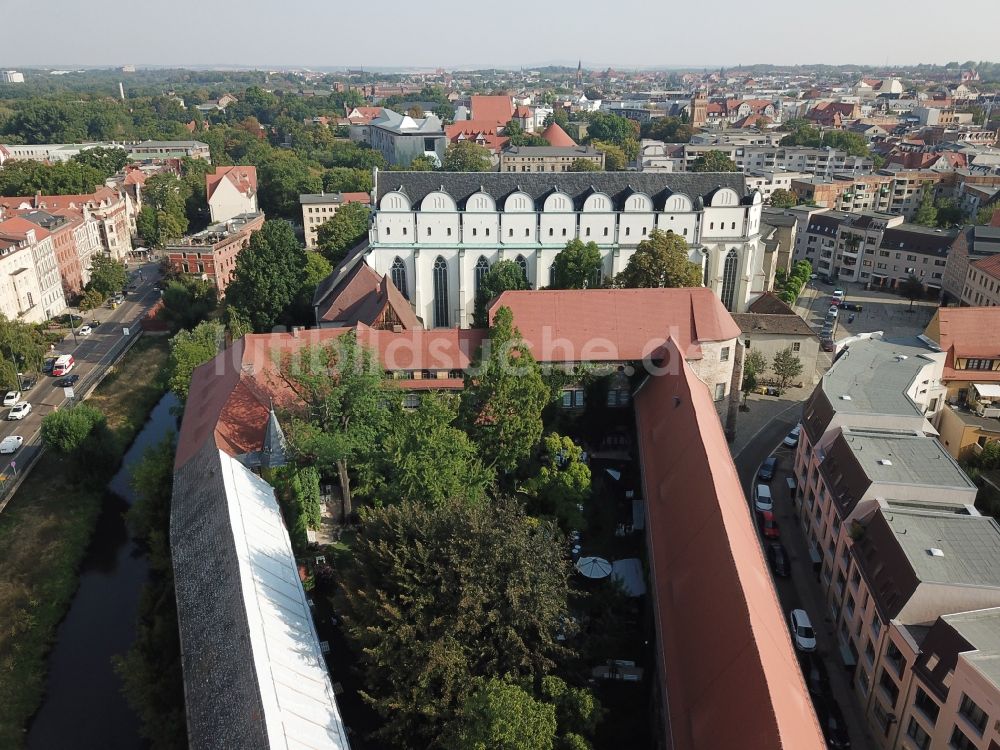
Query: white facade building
364,171,767,328
1,71,25,84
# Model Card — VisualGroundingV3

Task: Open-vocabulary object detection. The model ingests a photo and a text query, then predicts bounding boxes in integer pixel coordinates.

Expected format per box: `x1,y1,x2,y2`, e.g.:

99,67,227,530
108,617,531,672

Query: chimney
392,324,403,333
291,326,302,339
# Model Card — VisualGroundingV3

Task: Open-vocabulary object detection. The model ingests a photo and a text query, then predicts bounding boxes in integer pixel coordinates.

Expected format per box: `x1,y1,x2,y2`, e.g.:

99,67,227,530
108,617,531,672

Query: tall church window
515,254,528,281
721,249,738,311
433,256,449,327
391,257,408,300
475,256,490,298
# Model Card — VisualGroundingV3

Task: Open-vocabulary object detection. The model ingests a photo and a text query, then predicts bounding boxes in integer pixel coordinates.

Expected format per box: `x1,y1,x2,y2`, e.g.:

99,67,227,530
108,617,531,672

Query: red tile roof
933,307,1000,379
490,288,741,362
0,215,51,240
206,166,258,202
339,192,371,205
541,122,577,148
470,95,514,125
971,253,1000,282
0,186,121,212
316,262,421,329
634,339,825,750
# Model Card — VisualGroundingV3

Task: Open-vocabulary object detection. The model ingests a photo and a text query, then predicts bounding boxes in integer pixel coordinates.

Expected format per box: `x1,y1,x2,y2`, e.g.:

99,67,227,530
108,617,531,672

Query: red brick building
165,212,264,295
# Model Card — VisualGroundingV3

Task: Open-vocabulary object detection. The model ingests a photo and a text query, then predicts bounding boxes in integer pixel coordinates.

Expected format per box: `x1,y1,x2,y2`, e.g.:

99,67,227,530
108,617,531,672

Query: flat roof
944,608,1000,687
841,429,976,489
885,509,1000,588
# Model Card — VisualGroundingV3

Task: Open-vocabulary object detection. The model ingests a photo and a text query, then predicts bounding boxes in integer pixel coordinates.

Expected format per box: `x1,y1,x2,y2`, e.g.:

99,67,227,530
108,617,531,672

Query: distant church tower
691,91,708,128
576,60,582,87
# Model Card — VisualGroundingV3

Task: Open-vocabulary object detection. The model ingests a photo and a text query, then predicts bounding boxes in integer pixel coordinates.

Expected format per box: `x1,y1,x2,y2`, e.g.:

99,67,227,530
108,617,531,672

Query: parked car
755,484,773,513
42,358,56,375
757,510,780,539
758,455,778,481
818,698,852,749
831,289,845,301
78,325,92,336
2,391,21,407
0,435,23,454
838,302,863,312
767,542,790,577
821,338,835,352
7,402,32,420
790,609,817,652
783,425,802,448
57,374,80,388
801,653,830,698
827,306,839,319
110,293,125,304
20,376,36,391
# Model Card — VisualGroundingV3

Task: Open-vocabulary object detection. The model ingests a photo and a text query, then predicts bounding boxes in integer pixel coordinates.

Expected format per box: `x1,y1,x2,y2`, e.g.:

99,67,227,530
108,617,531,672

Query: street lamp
67,310,78,345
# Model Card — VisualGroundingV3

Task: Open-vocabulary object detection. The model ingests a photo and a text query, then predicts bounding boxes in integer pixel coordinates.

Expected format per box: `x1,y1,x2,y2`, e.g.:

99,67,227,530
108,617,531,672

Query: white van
755,484,773,512
52,354,75,377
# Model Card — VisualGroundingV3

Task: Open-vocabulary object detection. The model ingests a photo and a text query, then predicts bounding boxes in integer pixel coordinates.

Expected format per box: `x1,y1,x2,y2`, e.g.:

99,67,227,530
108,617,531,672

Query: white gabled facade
364,171,766,328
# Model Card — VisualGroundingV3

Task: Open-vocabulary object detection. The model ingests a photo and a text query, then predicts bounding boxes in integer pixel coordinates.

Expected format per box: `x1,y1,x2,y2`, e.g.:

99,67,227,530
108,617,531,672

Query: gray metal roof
840,428,975,489
884,509,1000,588
943,608,1000,687
374,170,748,211
301,193,351,205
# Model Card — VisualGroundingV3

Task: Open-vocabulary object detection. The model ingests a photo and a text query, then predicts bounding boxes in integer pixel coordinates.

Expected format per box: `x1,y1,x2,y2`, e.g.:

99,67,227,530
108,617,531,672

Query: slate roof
878,224,957,257
374,170,748,211
731,312,816,337
747,292,796,315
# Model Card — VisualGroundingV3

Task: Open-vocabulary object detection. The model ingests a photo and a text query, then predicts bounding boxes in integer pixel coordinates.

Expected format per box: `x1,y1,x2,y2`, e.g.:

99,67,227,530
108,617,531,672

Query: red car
758,510,780,539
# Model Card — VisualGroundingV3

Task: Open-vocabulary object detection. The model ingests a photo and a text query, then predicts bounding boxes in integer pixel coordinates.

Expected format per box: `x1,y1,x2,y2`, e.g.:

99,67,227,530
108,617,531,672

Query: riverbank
0,335,170,748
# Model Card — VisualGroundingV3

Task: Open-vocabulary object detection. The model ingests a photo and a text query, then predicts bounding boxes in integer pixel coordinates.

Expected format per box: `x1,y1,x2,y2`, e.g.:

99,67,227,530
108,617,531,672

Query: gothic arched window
475,256,490,298
433,256,449,327
721,249,739,312
515,254,528,281
390,257,408,300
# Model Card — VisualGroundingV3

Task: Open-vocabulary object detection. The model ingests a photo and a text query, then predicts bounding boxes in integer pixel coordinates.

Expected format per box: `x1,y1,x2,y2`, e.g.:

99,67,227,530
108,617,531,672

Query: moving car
20,376,36,391
7,402,32,420
790,609,817,652
782,425,802,448
755,484,773,513
78,325,92,336
0,435,23,454
767,542,790,577
43,358,56,375
757,510,779,539
2,391,21,407
838,302,863,312
57,374,80,388
758,455,778,481
831,289,845,301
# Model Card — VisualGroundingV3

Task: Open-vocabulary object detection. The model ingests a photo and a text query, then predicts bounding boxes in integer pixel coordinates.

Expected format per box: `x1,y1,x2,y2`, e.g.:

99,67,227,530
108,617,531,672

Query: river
27,393,178,750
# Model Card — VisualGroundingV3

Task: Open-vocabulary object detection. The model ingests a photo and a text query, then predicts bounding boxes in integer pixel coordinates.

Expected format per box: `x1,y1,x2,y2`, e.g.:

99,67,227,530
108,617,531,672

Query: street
0,261,163,501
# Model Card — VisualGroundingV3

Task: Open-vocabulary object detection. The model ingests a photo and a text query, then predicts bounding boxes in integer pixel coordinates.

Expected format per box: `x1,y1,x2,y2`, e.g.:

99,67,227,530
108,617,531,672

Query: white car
783,425,802,448
7,403,31,420
0,435,23,454
2,391,21,407
790,609,817,653
755,484,773,513
78,325,93,336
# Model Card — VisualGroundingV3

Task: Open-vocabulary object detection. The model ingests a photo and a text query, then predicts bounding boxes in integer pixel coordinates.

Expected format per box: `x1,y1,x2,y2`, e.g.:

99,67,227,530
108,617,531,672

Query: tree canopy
550,239,602,289
225,219,306,332
71,146,129,176
473,259,530,327
159,276,218,330
772,347,804,391
444,678,557,750
0,315,46,386
524,433,591,529
137,172,190,247
769,188,798,208
86,256,128,297
315,201,370,266
689,150,739,172
0,159,106,197
913,186,938,227
641,116,694,143
591,141,627,171
442,140,493,172
614,229,702,289
568,158,601,172
166,320,225,403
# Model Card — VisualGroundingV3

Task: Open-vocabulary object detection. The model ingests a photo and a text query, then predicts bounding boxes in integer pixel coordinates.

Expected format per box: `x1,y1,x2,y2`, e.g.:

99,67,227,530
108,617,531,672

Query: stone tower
691,91,708,128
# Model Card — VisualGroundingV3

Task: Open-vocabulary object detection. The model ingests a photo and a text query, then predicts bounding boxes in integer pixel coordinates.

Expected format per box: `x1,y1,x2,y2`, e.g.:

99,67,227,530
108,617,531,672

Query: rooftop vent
928,547,944,557
878,459,893,466
895,355,908,361
840,394,853,400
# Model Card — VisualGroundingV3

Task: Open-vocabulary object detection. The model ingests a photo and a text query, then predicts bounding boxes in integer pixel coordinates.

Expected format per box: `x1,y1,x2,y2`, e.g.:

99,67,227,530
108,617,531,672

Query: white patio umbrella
575,556,613,579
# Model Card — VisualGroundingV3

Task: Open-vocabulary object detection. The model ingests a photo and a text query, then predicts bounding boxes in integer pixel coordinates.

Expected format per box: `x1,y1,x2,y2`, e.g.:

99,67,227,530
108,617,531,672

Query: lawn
0,334,169,748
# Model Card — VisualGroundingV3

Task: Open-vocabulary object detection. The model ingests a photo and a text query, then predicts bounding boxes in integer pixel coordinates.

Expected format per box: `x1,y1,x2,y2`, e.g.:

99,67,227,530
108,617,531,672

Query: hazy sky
5,0,1000,69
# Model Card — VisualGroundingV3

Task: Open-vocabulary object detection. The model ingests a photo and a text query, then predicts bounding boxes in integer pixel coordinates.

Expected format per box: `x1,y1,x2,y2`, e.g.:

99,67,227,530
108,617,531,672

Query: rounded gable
543,191,572,213
503,191,534,212
623,192,653,212
708,188,740,208
465,191,496,212
420,190,457,212
664,193,693,212
582,192,613,212
380,190,411,212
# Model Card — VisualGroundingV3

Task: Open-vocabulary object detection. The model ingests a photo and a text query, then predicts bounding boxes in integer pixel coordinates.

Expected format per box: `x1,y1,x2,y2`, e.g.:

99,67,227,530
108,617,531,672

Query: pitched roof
971,252,1000,282
541,122,577,147
634,339,825,750
206,166,258,202
878,224,957,257
731,312,816,337
0,215,50,241
314,261,421,329
469,95,514,125
933,306,1000,378
747,292,796,315
490,288,741,362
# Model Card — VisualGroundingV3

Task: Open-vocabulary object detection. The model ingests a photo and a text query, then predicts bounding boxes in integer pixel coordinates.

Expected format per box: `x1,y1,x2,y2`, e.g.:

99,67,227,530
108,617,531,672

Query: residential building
869,224,955,292
443,121,508,161
745,169,810,202
924,307,1000,403
1,71,25,84
733,294,820,382
193,93,237,113
368,109,447,167
18,209,94,296
0,217,67,321
935,381,1000,461
300,192,371,250
469,95,514,126
759,209,798,277
165,212,265,294
206,166,258,224
636,140,684,172
791,174,896,213
683,144,874,176
944,226,1000,303
960,253,1000,307
0,140,210,165
364,170,767,327
499,144,604,173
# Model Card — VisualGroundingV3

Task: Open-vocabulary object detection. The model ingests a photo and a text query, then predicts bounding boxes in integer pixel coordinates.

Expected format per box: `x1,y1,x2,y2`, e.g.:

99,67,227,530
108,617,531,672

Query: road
734,417,877,750
0,261,163,497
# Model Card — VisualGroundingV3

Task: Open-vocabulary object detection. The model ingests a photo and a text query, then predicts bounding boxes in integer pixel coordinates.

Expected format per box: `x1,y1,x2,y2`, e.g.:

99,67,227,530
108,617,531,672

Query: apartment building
1,71,25,84
0,140,210,165
745,169,810,201
499,144,604,173
368,108,447,167
206,166,258,224
300,192,371,250
935,380,1000,462
18,209,99,296
959,254,1000,307
165,212,264,294
944,226,1000,303
683,144,874,176
792,174,896,213
0,217,67,322
636,139,684,172
924,307,1000,404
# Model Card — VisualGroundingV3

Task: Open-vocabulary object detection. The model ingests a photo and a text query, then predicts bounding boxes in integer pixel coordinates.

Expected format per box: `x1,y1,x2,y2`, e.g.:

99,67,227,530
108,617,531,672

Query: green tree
976,204,997,225
524,433,591,529
78,288,105,312
614,229,702,289
461,307,550,474
408,154,437,171
315,201,370,266
690,150,739,172
322,166,372,193
771,347,804,391
41,404,106,454
166,320,225,403
541,675,602,746
591,141,627,171
288,251,333,325
138,172,190,247
282,334,391,517
71,146,129,176
159,276,217,330
913,186,938,227
86,255,128,296
363,393,493,507
0,160,106,197
543,109,570,129
642,116,694,143
934,198,964,227
901,274,925,308
473,259,531,327
445,678,557,750
253,147,323,218
568,158,601,172
769,188,798,208
742,349,767,405
550,239,602,290
583,111,638,150
0,315,46,385
225,220,306,332
442,140,492,172
179,157,215,231
338,497,571,745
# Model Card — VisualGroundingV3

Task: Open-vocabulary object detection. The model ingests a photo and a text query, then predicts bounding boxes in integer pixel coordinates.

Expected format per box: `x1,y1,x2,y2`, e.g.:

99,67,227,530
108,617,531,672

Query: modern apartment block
682,144,873,176
368,109,447,167
300,192,372,250
165,212,265,294
791,171,947,221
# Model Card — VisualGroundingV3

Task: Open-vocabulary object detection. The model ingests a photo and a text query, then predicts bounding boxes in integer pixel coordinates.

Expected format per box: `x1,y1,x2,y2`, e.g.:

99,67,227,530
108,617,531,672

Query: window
586,227,591,236
720,249,739,312
402,394,421,409
433,256,449,328
423,137,436,152
906,718,930,750
474,256,490,298
472,227,477,237
964,358,995,371
792,342,801,352
603,227,609,236
549,228,554,237
714,383,726,401
625,227,630,236
720,346,730,362
561,389,586,409
865,639,875,666
390,257,408,300
515,254,528,281
525,228,530,237
950,725,977,750
879,669,899,707
447,227,452,236
509,228,513,237
958,694,987,735
915,687,939,725
885,641,904,676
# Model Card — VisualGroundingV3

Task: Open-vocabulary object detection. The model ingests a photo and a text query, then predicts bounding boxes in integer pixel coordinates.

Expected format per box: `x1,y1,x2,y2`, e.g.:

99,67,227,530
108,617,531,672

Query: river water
27,393,178,750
